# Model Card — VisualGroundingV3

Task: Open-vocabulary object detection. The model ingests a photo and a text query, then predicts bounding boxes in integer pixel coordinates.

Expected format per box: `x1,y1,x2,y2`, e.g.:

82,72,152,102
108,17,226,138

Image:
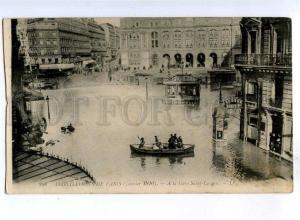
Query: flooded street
41,74,292,187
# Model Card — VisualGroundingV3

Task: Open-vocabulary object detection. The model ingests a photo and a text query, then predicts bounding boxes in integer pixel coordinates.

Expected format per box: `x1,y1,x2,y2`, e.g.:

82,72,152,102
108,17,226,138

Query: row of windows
91,41,107,48
123,39,232,49
29,48,59,56
40,57,59,64
124,39,230,49
130,19,189,28
130,19,210,28
61,47,73,53
59,32,90,42
129,53,140,59
122,29,231,40
28,31,57,38
122,31,239,49
38,40,58,46
58,23,87,35
129,61,140,66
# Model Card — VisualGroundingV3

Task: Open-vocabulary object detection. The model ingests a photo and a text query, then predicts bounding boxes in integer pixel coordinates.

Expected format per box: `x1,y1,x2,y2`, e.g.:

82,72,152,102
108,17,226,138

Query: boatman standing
138,136,145,148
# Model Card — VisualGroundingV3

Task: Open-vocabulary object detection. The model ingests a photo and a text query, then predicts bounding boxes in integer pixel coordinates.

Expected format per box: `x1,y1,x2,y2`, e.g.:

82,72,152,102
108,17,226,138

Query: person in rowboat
168,134,175,149
173,134,178,147
138,136,145,149
154,136,162,149
177,136,183,148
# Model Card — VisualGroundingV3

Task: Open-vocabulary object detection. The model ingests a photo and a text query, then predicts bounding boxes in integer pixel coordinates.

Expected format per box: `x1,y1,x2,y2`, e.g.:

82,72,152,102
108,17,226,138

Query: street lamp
46,95,50,121
145,77,148,100
219,81,223,104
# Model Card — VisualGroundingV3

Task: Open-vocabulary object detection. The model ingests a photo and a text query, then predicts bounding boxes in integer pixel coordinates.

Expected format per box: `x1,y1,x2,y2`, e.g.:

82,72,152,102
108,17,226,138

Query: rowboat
130,143,195,156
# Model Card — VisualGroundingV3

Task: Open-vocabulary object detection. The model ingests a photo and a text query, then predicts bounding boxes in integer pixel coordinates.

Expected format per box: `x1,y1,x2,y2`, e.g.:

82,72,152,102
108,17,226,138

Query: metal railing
235,53,292,66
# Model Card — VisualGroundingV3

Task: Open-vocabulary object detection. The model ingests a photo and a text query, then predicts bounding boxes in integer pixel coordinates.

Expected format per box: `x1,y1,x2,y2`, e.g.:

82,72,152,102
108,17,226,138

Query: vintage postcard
4,17,293,193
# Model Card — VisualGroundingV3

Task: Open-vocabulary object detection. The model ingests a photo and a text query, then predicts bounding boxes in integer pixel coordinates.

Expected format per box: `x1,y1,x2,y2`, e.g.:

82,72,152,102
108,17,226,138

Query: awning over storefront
39,63,75,70
82,60,96,67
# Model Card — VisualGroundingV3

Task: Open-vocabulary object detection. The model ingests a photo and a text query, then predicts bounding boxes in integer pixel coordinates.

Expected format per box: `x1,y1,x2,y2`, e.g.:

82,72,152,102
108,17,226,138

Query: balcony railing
235,54,292,67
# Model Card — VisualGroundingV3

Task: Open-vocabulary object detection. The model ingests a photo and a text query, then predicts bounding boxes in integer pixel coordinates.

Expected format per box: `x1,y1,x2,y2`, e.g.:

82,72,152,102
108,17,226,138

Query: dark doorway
185,53,193,67
250,31,257,54
270,114,283,154
275,76,284,107
197,53,205,67
163,54,171,69
174,53,182,66
210,53,218,67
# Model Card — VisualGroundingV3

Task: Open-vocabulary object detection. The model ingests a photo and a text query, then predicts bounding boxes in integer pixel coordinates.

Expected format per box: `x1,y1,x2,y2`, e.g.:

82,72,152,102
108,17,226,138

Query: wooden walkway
13,151,95,184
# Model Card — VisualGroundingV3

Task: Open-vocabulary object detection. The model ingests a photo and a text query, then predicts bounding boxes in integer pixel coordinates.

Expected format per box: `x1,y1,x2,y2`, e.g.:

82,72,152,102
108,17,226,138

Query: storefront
39,63,75,76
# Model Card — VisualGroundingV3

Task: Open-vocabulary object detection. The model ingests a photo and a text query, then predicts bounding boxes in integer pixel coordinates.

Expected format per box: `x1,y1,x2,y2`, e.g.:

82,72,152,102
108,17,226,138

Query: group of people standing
138,134,183,149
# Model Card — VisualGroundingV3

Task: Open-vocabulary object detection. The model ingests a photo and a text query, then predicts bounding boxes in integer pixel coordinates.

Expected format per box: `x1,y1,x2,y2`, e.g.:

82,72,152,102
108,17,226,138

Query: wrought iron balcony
235,53,292,67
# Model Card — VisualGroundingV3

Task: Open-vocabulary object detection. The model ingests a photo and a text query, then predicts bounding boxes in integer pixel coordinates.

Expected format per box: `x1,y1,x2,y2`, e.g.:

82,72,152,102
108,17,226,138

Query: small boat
130,143,195,156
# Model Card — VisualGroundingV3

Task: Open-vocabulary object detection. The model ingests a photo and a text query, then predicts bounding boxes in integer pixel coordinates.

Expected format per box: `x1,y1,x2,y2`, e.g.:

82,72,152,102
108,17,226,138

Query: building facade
87,20,107,66
100,23,120,61
16,19,31,69
235,17,292,161
119,17,242,70
26,18,107,72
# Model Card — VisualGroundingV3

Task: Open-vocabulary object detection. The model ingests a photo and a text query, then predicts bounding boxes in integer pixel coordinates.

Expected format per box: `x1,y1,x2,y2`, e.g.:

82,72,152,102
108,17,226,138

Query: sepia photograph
4,17,293,193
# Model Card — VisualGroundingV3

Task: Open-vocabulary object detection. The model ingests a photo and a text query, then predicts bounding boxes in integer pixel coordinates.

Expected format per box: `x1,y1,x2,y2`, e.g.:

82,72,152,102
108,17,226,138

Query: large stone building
88,20,107,65
26,18,107,73
119,17,242,70
16,19,31,69
100,23,120,61
235,17,292,161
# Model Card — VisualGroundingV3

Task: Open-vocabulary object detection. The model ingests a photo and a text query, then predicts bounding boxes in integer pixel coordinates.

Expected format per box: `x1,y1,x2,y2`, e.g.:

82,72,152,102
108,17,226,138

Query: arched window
185,30,194,48
151,31,158,48
174,30,182,48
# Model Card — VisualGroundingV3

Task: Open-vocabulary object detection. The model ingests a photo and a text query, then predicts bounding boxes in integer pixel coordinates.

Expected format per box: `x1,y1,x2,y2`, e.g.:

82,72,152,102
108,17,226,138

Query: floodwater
41,73,292,187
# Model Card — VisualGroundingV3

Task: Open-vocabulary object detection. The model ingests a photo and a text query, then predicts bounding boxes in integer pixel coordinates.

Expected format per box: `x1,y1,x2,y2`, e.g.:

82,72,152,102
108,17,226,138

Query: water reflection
212,140,292,181
131,152,194,169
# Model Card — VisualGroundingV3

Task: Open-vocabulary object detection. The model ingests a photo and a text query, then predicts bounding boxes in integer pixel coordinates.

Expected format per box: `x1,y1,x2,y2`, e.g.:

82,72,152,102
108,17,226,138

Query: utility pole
46,95,50,121
219,81,223,104
145,77,148,100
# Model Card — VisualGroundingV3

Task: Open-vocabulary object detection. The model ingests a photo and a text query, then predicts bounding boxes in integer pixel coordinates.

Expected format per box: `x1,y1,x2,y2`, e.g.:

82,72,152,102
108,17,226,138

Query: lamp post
145,77,148,100
46,95,50,121
219,81,223,104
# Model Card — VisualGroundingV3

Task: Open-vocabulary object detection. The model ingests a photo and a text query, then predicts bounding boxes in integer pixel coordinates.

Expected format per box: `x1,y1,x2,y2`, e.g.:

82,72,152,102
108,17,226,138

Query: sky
94,17,120,27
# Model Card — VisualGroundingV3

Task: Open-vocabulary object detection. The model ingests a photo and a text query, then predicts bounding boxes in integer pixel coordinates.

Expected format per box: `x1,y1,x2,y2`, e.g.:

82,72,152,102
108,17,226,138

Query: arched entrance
163,54,171,69
185,53,193,67
174,53,182,67
197,53,205,67
210,53,218,67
